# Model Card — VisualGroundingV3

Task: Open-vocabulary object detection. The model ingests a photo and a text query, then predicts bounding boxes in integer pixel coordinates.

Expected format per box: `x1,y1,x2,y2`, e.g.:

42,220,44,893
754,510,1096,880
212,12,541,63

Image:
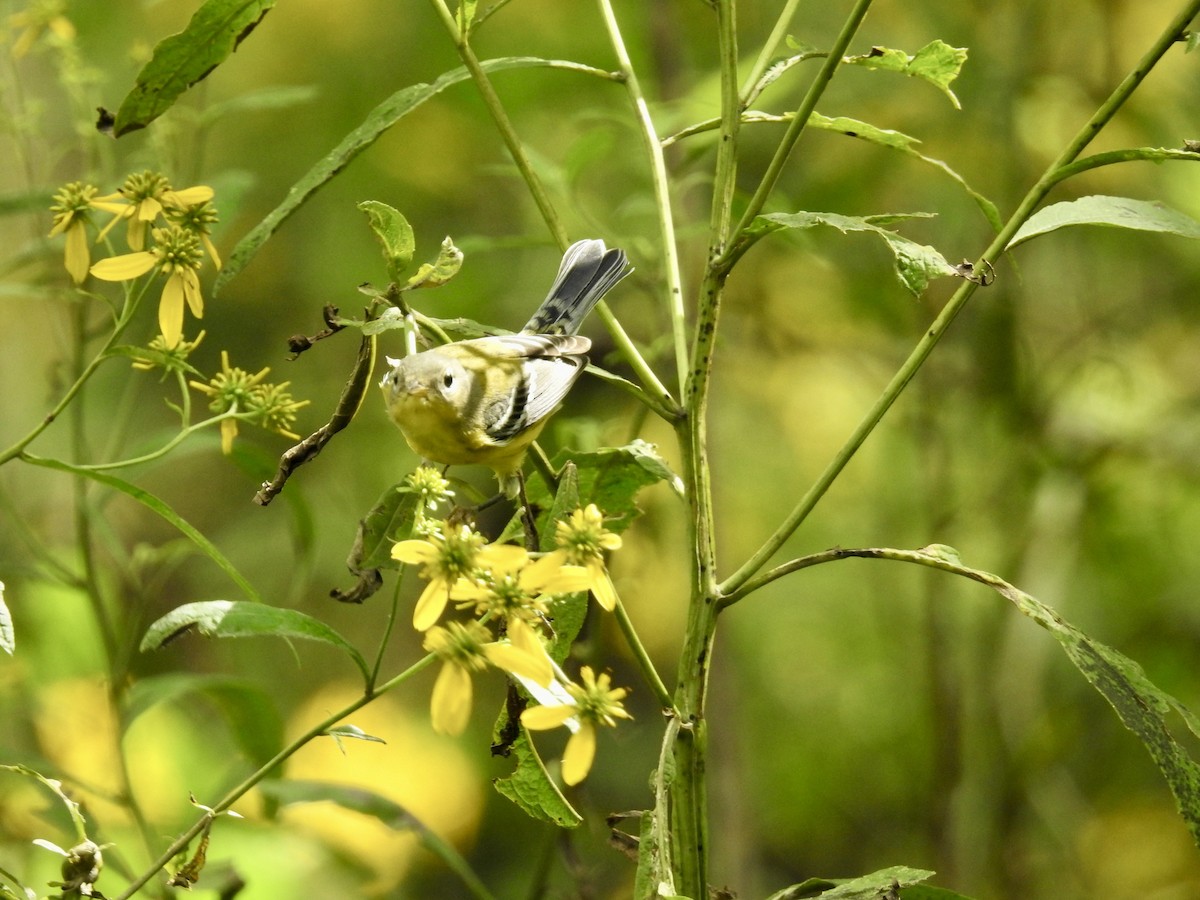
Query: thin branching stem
720,0,1200,597
726,0,875,257
427,0,675,411
596,0,688,394
114,653,439,899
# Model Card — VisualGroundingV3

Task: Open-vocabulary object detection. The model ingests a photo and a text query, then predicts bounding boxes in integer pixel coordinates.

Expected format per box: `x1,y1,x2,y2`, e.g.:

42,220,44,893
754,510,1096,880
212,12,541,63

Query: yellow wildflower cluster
392,504,629,784
48,172,219,348
190,351,310,454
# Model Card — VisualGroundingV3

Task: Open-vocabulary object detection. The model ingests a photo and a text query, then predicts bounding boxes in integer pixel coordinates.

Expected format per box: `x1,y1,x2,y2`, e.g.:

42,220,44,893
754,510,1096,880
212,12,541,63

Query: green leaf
358,201,415,282
214,57,615,294
747,211,959,297
406,236,465,289
845,40,967,109
22,456,260,602
114,0,277,136
123,674,284,770
529,440,681,534
869,547,1200,846
350,481,421,573
325,724,386,749
0,581,12,655
141,600,369,681
769,866,934,900
1009,195,1200,249
493,730,582,827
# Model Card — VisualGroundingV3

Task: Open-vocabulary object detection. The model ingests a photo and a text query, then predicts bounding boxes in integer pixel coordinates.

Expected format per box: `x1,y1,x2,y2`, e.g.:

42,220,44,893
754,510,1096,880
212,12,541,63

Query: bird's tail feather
522,239,632,335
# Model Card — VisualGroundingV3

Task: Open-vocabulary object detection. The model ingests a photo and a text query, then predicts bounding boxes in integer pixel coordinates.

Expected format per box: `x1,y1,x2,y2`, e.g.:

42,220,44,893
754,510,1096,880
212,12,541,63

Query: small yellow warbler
381,239,631,496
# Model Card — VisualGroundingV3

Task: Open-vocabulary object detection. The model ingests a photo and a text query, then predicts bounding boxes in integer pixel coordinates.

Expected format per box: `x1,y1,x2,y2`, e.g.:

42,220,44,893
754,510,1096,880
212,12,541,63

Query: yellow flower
423,619,556,736
521,666,631,785
48,182,99,284
423,621,491,736
392,525,526,631
188,351,269,454
90,225,206,348
92,171,213,251
451,552,593,630
130,330,206,375
540,505,623,611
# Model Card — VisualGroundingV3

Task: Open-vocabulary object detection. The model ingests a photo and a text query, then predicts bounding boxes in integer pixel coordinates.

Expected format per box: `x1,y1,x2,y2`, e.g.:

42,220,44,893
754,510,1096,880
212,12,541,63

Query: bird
380,238,631,497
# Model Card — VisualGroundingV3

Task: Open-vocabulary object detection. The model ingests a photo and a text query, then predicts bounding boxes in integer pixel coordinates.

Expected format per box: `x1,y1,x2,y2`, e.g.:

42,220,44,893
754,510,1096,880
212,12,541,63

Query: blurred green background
3,1,1200,897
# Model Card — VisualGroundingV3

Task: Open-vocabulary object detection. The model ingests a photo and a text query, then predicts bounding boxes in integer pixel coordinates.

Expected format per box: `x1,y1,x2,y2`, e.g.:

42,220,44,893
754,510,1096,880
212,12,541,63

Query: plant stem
664,0,741,892
719,0,1200,597
113,653,438,900
427,0,677,412
726,0,875,255
596,0,689,393
613,596,673,710
739,0,803,103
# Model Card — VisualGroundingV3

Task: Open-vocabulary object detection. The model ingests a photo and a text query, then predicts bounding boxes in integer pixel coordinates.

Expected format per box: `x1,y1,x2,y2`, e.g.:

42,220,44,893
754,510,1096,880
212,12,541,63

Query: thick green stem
720,0,1200,597
662,1,740,894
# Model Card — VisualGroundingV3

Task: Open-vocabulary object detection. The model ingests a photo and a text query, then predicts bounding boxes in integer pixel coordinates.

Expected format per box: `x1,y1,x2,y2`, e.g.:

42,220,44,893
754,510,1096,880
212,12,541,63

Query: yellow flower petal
520,703,577,731
158,273,185,349
89,251,156,281
430,662,473,736
203,233,222,270
64,223,90,285
181,268,204,318
479,543,529,573
522,555,593,595
412,577,451,631
589,562,618,612
391,539,438,565
562,724,597,785
136,197,163,222
165,186,215,207
483,619,552,686
219,417,238,455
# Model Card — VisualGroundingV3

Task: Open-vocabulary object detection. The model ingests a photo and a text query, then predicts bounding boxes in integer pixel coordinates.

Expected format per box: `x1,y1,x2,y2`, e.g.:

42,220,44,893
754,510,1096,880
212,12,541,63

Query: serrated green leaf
358,200,415,282
845,40,967,109
0,581,12,655
141,600,369,681
1009,195,1200,249
214,57,615,294
748,211,959,297
406,236,464,289
114,0,277,136
348,481,422,574
663,111,999,230
879,546,1200,846
527,440,680,534
493,730,582,827
124,674,284,770
811,866,934,899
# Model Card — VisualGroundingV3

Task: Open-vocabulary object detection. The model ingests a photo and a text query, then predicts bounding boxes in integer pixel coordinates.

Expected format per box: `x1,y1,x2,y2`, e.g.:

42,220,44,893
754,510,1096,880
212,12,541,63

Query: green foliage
114,0,278,136
141,599,370,681
1009,194,1200,248
6,0,1200,898
492,731,582,828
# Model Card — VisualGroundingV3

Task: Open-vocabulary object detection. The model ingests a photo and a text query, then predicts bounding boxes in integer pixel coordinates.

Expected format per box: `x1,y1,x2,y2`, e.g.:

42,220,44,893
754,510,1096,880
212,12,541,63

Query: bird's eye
442,370,455,389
